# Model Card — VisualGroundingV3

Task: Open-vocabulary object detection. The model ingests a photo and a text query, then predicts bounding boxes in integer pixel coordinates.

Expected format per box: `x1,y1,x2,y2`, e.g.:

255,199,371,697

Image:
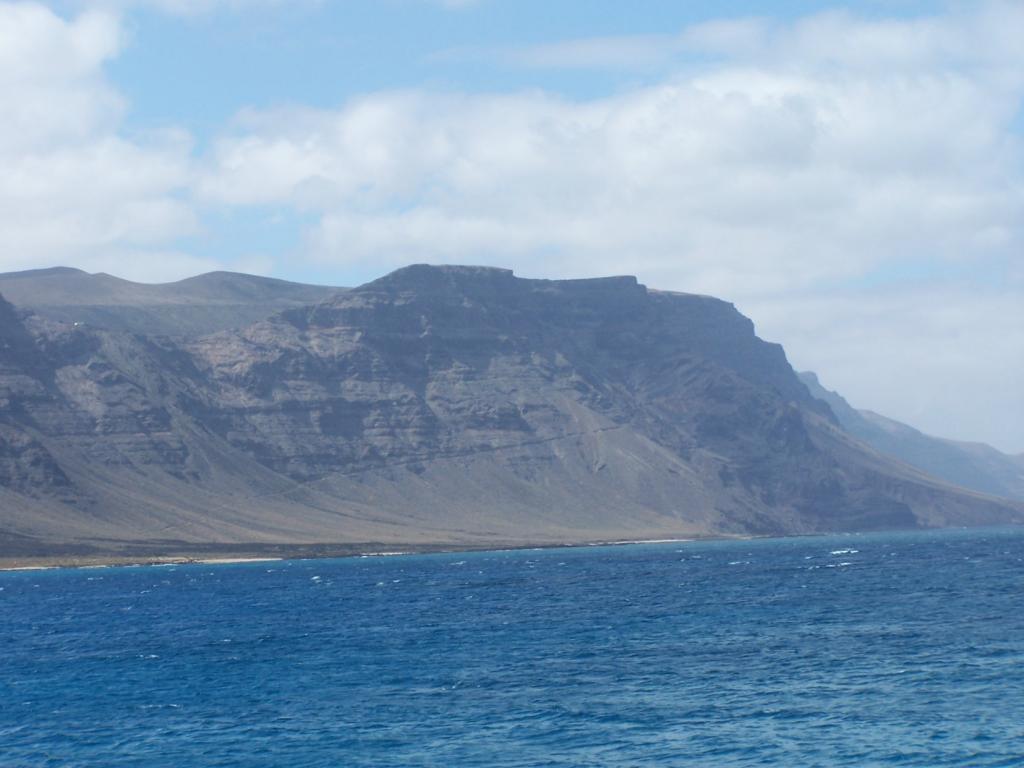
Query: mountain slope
800,372,1024,502
1,266,1020,559
0,267,341,336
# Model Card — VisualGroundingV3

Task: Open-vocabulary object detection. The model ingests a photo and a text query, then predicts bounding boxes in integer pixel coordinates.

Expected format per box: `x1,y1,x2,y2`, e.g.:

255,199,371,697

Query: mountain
0,267,341,336
1,265,1021,562
800,372,1024,502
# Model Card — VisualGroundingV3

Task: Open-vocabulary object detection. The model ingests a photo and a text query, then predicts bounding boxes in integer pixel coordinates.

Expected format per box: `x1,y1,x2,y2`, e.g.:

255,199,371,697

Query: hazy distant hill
0,267,341,336
1,265,1020,560
800,372,1024,502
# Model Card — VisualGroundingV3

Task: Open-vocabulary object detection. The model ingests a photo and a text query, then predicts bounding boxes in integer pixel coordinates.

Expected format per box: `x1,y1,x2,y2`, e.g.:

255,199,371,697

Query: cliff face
186,267,818,481
0,267,1020,557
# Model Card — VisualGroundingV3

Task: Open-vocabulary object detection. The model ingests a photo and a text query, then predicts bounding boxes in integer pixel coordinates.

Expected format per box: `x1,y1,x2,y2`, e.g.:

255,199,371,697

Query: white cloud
196,2,1024,450
3,1,1022,449
199,59,1023,296
509,3,1024,74
746,286,1024,454
0,2,205,279
0,5,123,152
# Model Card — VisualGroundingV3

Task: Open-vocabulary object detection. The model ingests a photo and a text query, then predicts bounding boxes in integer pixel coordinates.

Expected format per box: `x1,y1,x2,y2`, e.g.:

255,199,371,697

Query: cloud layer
0,3,214,280
1,1,1022,450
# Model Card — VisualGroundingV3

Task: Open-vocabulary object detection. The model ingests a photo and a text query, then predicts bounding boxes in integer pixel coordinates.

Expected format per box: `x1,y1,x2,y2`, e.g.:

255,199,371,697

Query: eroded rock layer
1,265,1020,556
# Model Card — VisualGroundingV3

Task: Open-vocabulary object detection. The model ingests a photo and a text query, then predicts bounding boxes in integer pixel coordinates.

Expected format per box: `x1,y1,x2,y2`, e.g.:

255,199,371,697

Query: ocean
3,528,1024,766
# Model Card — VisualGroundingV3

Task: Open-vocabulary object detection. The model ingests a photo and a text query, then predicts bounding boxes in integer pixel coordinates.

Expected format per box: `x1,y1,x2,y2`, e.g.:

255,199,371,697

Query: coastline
4,526,1018,573
0,537,708,573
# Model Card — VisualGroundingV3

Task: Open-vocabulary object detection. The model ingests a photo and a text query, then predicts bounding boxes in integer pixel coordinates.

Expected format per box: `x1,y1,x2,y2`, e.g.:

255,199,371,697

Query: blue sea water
3,529,1024,767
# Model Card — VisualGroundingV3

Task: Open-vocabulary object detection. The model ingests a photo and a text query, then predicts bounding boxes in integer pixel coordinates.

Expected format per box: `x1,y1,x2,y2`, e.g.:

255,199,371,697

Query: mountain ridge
1,266,1021,561
799,371,1024,502
0,267,341,336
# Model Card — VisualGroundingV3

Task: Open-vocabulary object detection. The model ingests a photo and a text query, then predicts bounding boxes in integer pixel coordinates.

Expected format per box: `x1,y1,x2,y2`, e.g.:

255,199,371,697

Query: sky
1,0,1022,453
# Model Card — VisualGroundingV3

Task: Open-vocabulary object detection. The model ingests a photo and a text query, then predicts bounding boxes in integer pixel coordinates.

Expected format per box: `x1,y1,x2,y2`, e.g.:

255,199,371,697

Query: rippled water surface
4,528,1024,766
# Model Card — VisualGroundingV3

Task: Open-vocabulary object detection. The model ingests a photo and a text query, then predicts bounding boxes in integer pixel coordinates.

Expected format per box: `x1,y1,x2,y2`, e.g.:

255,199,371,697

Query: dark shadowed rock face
0,268,1020,557
187,266,825,485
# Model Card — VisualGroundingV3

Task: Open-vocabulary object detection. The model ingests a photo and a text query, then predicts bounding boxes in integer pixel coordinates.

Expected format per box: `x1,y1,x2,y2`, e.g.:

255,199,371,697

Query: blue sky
1,0,1022,451
86,0,1013,286
104,1,952,139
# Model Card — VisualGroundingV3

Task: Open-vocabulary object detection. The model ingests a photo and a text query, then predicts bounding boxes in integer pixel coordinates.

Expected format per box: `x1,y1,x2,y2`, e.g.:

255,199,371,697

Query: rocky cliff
1,265,1020,559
